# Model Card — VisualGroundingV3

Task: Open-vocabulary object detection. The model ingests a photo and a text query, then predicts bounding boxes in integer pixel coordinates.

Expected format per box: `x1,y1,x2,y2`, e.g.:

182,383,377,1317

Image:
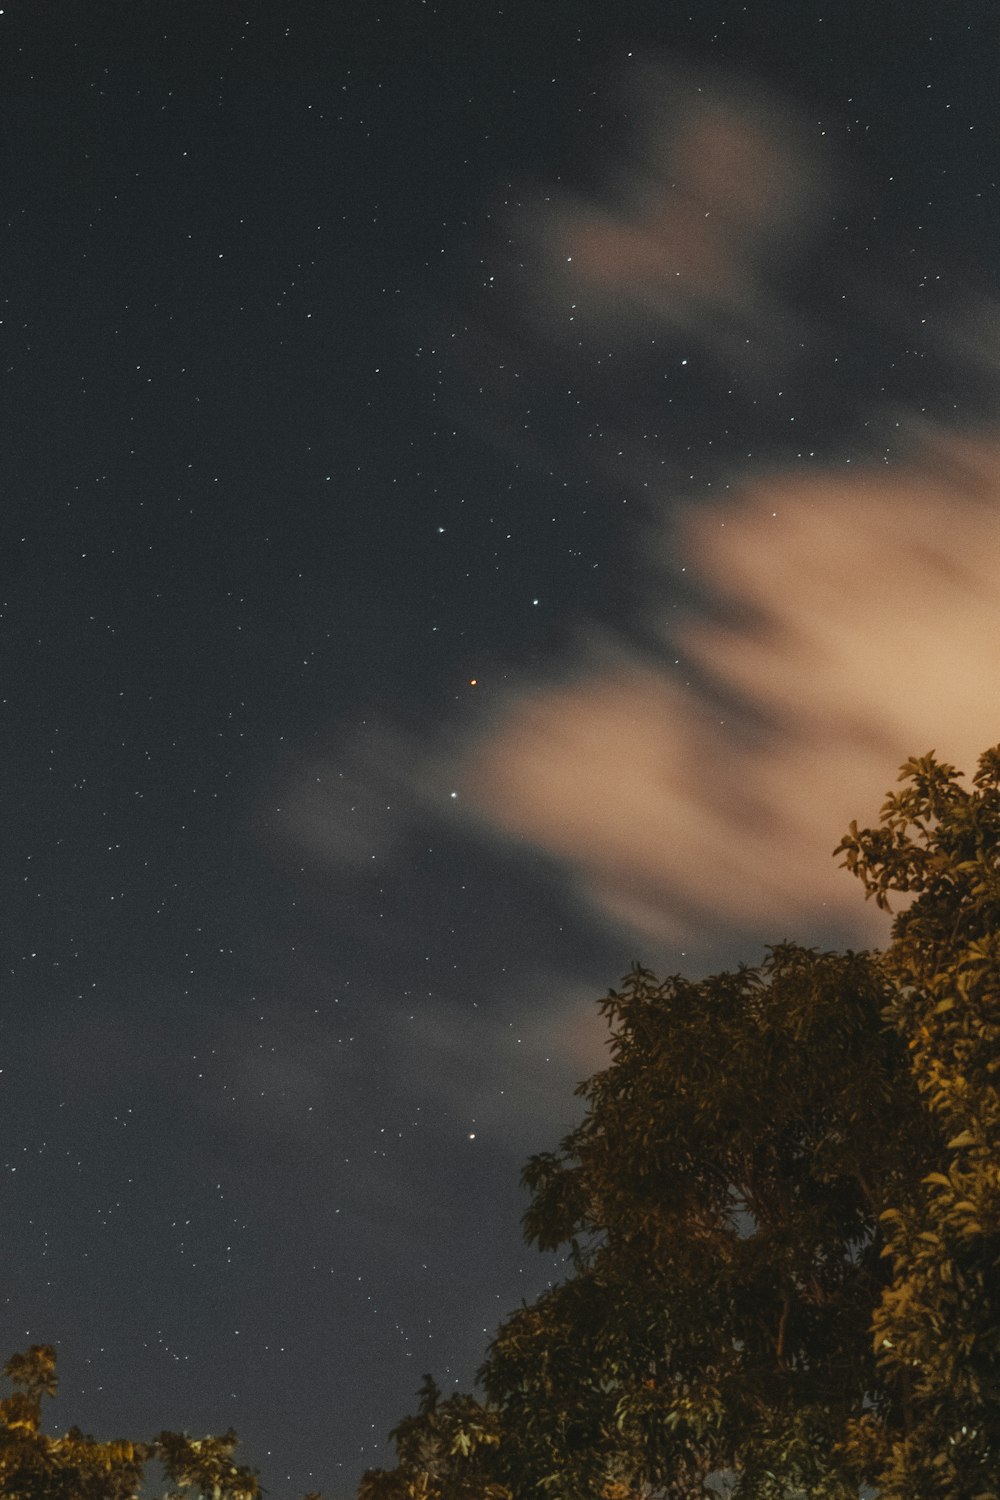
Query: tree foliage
0,1344,318,1500
837,749,1000,1497
359,747,1000,1499
356,1375,509,1500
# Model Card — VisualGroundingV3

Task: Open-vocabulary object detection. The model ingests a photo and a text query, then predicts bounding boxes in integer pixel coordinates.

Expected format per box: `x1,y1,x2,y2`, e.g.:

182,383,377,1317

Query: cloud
256,721,422,871
382,975,612,1151
676,431,1000,758
451,427,1000,947
508,58,831,382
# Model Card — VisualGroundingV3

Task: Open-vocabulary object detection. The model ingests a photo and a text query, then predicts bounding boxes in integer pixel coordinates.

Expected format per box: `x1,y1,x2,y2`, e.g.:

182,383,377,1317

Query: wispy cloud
516,58,831,382
380,974,612,1150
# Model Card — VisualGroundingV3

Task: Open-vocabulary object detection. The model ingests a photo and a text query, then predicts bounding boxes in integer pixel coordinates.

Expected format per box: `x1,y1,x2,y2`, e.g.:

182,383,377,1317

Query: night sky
4,3,1000,1496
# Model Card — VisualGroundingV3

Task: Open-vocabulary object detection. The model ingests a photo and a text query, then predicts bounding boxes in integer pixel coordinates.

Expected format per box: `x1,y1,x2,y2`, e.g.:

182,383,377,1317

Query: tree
0,1343,319,1500
359,747,1000,1499
356,1375,509,1500
837,749,1000,1497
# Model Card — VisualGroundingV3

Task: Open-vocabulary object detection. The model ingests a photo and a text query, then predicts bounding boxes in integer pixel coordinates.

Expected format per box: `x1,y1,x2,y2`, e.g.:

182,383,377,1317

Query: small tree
356,1375,509,1500
0,1344,318,1500
360,747,1000,1498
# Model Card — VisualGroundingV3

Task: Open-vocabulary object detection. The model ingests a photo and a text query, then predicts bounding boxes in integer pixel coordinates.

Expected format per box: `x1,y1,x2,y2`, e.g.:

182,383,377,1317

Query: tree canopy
358,748,1000,1499
0,1343,319,1500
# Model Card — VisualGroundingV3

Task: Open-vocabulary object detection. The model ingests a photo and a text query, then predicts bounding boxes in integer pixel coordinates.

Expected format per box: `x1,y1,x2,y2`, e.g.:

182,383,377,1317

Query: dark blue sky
3,3,998,1495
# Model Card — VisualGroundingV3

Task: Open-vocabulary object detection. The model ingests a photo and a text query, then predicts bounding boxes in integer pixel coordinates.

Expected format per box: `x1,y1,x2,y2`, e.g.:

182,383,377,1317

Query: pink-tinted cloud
511,60,829,380
452,429,1000,946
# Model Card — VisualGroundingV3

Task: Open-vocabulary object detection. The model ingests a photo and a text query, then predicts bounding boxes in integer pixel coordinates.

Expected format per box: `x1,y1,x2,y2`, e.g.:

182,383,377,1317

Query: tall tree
837,749,1000,1497
359,747,1000,1499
